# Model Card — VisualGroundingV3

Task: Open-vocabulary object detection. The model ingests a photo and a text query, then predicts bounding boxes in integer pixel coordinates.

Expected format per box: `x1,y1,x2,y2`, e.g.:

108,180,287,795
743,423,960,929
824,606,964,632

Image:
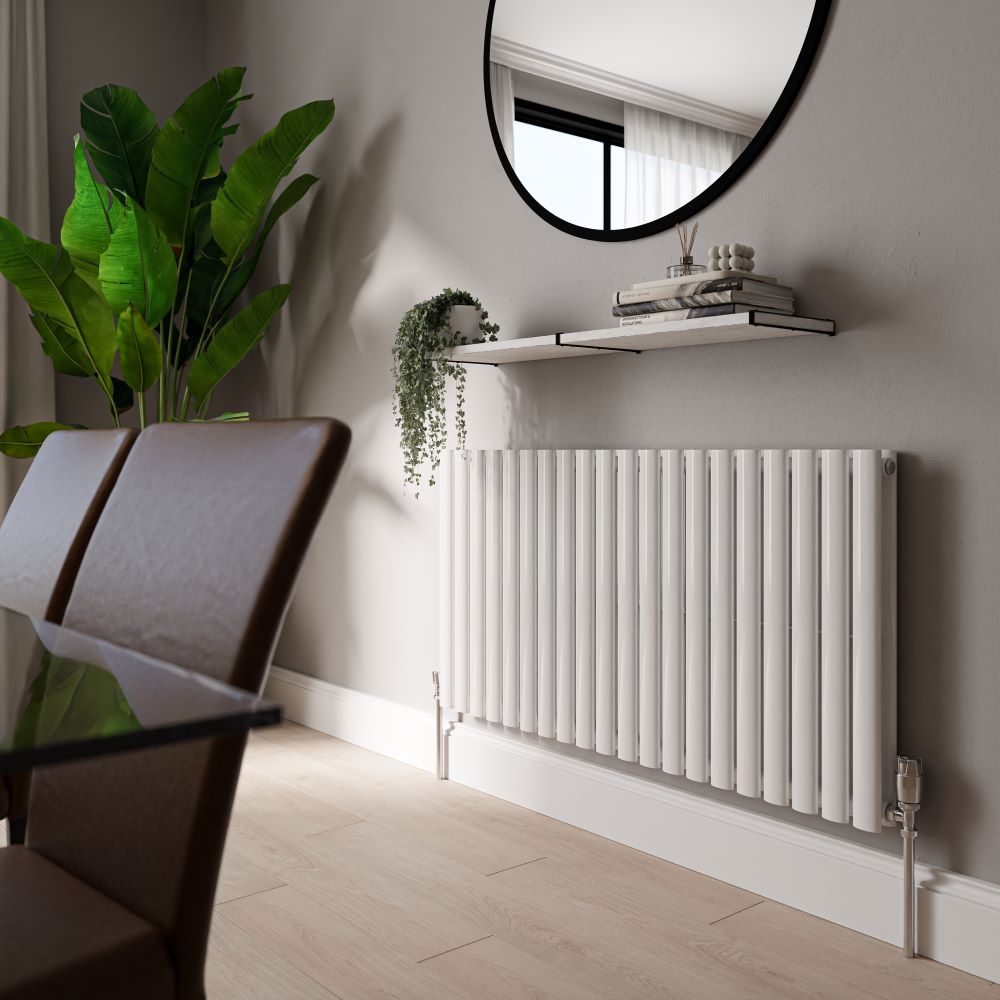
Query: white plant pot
449,305,482,342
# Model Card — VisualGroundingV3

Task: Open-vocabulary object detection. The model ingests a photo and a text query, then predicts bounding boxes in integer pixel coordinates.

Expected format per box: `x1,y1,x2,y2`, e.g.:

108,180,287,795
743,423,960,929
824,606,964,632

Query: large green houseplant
0,67,334,456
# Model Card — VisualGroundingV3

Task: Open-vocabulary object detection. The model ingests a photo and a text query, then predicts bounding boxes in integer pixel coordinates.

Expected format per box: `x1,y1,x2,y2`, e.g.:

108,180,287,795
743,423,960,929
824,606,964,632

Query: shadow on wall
897,455,971,871
262,113,404,417
256,114,410,684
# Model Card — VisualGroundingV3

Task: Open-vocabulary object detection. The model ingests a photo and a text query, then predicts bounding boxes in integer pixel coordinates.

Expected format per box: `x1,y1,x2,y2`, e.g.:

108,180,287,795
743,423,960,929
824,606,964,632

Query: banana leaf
188,284,290,407
211,99,333,263
0,218,116,382
8,653,140,751
98,197,178,326
80,84,158,204
189,173,319,330
31,313,92,378
0,422,81,459
146,67,248,246
111,376,134,414
116,305,162,392
60,135,123,289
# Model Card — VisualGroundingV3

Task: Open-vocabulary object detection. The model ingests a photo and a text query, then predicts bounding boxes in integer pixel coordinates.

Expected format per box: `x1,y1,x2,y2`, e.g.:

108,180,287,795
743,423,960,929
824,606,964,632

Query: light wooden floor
209,722,996,1000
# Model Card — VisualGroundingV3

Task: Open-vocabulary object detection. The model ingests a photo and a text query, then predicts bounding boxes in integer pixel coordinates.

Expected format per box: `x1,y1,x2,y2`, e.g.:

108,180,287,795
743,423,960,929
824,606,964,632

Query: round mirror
484,0,831,242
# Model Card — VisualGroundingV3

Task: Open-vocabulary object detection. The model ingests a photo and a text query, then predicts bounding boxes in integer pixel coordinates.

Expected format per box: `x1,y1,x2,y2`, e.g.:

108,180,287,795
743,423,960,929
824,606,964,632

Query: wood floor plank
710,899,993,999
246,748,398,819
232,765,365,839
206,911,338,1000
305,818,805,1000
218,884,465,1000
419,933,610,1000
215,840,286,904
207,724,986,1000
256,722,419,783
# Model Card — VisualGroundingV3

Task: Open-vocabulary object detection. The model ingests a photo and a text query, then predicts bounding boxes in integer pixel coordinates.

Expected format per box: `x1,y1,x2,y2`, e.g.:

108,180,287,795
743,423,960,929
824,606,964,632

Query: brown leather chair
0,429,137,843
0,428,137,623
0,418,350,1000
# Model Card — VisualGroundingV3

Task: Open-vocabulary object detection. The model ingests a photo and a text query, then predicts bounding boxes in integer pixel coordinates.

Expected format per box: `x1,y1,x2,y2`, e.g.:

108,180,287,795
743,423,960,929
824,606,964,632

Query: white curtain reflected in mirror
486,0,825,239
623,105,748,229
489,62,516,164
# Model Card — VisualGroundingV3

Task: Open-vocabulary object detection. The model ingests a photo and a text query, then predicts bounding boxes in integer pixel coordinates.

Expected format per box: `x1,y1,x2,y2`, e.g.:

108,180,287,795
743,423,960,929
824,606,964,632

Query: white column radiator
439,448,897,834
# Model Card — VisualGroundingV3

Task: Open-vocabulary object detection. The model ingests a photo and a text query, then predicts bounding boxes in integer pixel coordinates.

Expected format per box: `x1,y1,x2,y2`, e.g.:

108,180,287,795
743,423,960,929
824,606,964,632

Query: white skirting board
264,667,1000,984
265,666,435,772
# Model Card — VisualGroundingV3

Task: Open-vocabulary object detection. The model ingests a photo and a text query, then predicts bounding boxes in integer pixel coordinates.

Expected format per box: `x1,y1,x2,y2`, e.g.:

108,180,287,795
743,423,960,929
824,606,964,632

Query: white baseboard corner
265,665,435,773
265,667,1000,985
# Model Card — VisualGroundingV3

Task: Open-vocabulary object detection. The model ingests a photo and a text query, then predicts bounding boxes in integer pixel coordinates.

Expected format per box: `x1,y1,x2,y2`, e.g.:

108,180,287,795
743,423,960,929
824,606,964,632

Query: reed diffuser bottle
667,222,707,278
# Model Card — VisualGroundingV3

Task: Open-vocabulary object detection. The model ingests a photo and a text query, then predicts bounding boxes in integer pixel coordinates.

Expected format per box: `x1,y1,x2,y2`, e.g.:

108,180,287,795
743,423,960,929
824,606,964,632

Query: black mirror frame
483,0,833,243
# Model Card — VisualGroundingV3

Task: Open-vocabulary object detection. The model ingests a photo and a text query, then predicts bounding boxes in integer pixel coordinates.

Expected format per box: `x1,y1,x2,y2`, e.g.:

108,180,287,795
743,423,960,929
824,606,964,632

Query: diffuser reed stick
677,222,699,258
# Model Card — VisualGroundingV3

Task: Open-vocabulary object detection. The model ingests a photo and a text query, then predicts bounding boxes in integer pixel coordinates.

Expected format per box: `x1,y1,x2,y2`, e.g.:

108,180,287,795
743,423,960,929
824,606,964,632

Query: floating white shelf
441,311,835,366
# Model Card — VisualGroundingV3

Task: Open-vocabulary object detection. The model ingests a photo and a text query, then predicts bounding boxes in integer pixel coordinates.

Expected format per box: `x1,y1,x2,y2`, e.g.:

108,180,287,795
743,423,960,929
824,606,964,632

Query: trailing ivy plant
0,67,334,456
391,288,498,494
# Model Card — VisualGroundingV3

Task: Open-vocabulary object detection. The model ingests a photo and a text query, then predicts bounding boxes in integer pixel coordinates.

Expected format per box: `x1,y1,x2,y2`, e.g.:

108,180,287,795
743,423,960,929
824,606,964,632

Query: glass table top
0,606,280,772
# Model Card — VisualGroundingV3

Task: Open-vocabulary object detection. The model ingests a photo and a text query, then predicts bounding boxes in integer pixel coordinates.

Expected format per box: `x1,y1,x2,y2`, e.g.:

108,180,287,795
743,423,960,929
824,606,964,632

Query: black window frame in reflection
513,99,624,232
485,0,833,243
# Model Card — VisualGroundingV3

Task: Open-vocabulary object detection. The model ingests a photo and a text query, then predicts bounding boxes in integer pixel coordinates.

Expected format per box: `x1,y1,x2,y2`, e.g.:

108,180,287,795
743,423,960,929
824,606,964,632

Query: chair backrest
26,418,350,1000
0,429,136,622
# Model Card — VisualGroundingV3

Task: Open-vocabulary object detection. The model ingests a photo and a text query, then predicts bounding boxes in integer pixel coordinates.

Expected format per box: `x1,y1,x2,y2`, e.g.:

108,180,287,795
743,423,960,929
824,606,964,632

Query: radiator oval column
537,451,556,739
821,449,850,823
519,452,537,733
736,449,761,798
852,449,883,833
710,449,734,790
618,451,639,763
684,449,709,783
595,451,616,756
638,450,661,769
575,450,596,751
439,451,454,710
484,451,503,723
556,450,575,744
791,449,819,815
661,450,684,775
469,451,486,718
762,449,788,806
502,451,518,727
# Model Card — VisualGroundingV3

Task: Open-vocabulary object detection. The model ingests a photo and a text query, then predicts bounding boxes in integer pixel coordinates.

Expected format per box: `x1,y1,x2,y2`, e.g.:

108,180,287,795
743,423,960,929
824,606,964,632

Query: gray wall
46,0,207,428
44,0,997,885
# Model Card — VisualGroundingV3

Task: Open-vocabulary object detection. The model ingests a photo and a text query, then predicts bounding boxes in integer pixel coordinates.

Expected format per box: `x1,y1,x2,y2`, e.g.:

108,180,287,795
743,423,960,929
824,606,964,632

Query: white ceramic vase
449,304,482,343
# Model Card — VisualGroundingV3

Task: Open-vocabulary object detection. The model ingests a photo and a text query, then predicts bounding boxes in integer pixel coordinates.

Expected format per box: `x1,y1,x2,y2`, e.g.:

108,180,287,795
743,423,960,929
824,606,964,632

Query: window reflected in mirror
486,0,829,241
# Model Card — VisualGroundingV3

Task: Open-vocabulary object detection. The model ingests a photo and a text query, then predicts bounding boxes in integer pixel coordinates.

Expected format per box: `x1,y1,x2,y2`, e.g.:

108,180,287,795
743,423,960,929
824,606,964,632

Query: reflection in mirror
486,0,827,241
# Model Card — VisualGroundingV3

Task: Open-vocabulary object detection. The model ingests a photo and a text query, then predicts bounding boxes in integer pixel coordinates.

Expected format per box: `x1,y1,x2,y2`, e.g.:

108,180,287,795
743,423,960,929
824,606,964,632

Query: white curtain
624,103,748,228
489,62,515,166
0,0,53,506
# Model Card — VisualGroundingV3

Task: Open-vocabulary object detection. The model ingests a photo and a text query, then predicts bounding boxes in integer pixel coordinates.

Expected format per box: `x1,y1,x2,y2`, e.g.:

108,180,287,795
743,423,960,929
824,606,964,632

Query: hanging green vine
391,288,498,495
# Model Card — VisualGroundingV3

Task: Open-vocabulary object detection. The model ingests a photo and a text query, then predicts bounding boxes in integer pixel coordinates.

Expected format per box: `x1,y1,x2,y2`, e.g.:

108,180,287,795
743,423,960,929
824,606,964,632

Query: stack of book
612,270,794,327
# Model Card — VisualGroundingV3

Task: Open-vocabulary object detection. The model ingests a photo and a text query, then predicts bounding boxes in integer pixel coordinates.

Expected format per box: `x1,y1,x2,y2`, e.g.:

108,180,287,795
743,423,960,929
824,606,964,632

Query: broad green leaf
188,284,290,407
98,197,178,325
0,217,75,322
31,313,92,377
212,100,333,262
80,84,159,203
60,135,123,288
0,217,116,380
146,67,247,246
116,305,162,392
0,422,80,459
189,411,250,423
188,174,318,329
8,653,140,749
111,376,134,414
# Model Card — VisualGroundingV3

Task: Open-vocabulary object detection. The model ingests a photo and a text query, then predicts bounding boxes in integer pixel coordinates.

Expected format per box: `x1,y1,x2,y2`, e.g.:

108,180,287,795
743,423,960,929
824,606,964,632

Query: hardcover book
613,289,794,317
614,276,791,307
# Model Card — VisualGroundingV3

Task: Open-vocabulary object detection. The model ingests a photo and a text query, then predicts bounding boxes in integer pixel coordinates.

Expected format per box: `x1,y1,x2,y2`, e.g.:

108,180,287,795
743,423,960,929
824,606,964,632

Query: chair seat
0,845,174,1000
